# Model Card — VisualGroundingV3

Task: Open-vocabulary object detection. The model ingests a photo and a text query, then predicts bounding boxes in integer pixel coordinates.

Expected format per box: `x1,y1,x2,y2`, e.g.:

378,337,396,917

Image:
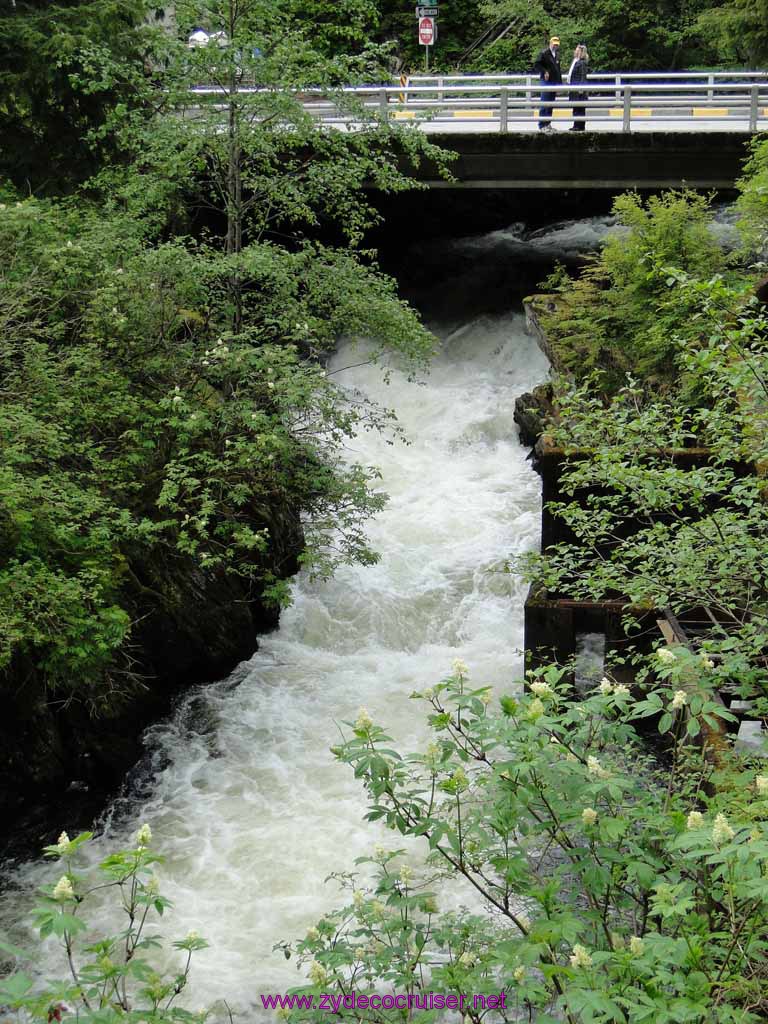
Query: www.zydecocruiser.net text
260,992,508,1012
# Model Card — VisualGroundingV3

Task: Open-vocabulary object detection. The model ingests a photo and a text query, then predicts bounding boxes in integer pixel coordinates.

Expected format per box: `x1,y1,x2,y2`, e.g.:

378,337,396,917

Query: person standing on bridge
533,36,562,133
567,43,589,131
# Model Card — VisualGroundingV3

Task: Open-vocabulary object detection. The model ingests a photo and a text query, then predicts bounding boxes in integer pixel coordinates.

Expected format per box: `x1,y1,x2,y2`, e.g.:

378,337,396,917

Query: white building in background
188,28,211,47
144,5,228,51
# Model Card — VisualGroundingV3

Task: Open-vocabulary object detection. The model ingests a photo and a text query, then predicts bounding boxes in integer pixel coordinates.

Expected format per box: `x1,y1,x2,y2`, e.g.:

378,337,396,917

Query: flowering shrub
0,827,208,1024
281,663,768,1023
0,194,435,709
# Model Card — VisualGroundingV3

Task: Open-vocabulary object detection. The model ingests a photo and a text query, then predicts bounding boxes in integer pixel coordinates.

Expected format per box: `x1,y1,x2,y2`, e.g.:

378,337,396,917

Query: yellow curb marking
609,107,652,117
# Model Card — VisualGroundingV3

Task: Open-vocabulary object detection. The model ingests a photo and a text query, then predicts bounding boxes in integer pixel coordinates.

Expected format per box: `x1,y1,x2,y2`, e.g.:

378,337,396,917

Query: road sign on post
416,5,439,15
418,16,435,45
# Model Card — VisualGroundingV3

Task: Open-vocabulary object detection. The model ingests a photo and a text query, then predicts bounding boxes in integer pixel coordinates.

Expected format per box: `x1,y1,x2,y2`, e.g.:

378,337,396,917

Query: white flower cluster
423,741,442,771
671,690,688,710
629,936,645,956
354,707,373,732
308,961,328,986
581,807,598,826
656,647,677,664
586,755,611,780
756,775,768,797
135,823,152,849
530,680,554,699
569,944,593,969
712,812,735,847
53,876,74,902
687,810,704,829
451,658,469,678
55,831,71,856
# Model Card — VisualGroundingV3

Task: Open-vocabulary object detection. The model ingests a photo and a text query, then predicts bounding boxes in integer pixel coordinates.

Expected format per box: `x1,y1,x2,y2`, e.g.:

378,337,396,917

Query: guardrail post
750,84,759,131
438,76,444,101
622,86,632,132
499,87,508,132
707,73,714,101
615,74,621,103
379,88,389,121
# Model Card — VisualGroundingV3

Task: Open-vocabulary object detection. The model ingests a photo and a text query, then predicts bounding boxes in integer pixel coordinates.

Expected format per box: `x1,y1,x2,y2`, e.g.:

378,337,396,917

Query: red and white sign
418,16,435,45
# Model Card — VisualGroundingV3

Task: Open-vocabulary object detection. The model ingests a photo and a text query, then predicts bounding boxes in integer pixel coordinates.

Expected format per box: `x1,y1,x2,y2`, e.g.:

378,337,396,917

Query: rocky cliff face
0,508,303,861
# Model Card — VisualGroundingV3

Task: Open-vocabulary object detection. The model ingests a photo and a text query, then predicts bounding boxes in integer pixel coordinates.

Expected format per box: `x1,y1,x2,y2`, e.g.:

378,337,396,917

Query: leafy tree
735,134,768,251
284,0,379,56
696,0,768,67
469,0,725,71
0,0,166,191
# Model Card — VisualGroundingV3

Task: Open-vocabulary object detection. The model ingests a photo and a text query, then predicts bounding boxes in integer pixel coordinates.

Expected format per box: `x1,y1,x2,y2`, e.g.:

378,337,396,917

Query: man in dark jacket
533,36,562,132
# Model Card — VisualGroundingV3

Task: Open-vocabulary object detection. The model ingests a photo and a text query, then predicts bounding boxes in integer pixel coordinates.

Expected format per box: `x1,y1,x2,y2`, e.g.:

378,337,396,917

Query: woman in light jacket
567,44,589,131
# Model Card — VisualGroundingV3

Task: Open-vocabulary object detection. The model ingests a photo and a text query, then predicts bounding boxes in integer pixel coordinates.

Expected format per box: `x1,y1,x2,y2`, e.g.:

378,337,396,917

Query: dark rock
514,382,555,447
0,505,303,862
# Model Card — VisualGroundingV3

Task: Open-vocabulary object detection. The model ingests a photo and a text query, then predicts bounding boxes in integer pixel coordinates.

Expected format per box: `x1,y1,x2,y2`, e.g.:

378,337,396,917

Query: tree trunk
225,0,243,335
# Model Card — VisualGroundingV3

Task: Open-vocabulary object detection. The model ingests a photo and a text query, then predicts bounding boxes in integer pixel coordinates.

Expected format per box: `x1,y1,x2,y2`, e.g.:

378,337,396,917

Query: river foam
2,310,547,1010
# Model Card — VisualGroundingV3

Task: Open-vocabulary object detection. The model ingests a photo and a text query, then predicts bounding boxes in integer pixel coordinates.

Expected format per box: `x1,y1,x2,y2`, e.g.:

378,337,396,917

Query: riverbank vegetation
0,0,445,822
8,169,768,1023
4,2,768,1021
522,171,768,708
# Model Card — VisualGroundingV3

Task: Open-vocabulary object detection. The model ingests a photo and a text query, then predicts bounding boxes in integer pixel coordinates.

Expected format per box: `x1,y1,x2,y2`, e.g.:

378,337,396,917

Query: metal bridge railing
310,80,768,132
188,75,768,132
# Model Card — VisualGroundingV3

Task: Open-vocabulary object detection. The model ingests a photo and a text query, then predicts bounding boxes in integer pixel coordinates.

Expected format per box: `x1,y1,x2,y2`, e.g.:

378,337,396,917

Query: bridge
190,72,767,190
192,71,768,132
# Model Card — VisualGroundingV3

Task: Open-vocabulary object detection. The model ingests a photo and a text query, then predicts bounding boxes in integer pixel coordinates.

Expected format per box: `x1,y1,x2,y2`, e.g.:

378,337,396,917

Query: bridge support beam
416,131,750,190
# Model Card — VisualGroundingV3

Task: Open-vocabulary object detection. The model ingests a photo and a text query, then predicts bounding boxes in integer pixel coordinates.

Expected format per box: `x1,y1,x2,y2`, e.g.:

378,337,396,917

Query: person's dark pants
538,84,556,128
569,91,586,130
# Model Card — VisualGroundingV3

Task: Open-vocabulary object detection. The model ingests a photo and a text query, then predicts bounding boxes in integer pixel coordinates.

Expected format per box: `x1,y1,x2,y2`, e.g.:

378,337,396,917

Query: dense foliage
0,1,165,191
536,191,728,393
0,0,446,717
469,0,731,72
520,180,768,711
367,0,768,73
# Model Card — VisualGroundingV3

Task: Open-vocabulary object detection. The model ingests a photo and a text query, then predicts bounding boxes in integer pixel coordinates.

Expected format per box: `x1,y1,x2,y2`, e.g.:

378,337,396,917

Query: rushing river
2,213,632,1010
